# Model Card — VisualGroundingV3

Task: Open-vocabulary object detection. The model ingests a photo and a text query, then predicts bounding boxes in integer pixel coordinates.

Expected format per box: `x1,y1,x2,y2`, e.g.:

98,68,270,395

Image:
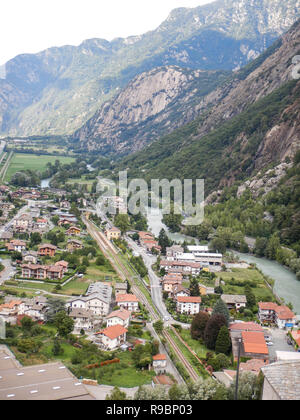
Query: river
40,178,51,189
146,207,300,314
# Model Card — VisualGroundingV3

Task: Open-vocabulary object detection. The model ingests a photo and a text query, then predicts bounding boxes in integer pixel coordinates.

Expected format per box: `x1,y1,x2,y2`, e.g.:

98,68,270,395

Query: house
21,264,64,280
115,294,139,312
12,214,32,233
22,251,38,264
152,354,167,372
24,303,47,322
0,300,24,324
166,245,184,261
176,296,201,315
258,302,296,329
241,331,269,362
67,239,83,252
229,322,265,361
221,294,247,311
69,308,95,333
172,284,190,300
261,360,300,400
66,226,81,236
199,283,215,296
106,308,131,328
105,227,121,241
35,218,48,230
38,244,57,257
6,240,26,252
55,260,69,274
162,279,181,296
67,292,112,317
160,260,202,277
94,324,128,350
114,283,128,296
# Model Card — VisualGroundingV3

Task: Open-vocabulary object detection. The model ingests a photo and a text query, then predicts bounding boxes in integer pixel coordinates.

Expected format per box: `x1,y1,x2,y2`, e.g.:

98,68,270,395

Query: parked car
267,342,274,346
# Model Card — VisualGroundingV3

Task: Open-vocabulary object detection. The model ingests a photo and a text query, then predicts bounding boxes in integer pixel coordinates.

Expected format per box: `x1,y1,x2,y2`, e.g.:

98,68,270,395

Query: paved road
126,236,171,321
0,258,16,285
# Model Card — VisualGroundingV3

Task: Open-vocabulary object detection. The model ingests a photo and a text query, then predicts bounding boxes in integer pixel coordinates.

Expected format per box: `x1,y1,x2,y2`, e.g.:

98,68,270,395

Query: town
0,178,299,401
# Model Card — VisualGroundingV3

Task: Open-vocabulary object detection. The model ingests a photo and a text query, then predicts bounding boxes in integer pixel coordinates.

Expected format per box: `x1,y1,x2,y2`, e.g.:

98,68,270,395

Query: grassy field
4,153,75,181
218,267,275,301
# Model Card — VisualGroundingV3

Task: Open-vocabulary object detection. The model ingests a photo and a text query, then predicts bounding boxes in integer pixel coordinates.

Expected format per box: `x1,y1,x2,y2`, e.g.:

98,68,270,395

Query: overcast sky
0,0,215,65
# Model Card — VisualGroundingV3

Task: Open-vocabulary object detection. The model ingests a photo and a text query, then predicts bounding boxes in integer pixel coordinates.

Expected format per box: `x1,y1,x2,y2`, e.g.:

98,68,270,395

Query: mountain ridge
1,0,300,137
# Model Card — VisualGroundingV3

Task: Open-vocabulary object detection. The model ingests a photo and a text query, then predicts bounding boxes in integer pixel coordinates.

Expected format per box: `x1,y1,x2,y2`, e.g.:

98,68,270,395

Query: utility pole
235,338,242,400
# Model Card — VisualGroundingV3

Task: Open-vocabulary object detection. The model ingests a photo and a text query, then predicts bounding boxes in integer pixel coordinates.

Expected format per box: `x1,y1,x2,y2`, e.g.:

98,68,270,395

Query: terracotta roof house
95,325,128,350
106,308,131,328
153,354,167,371
116,294,139,312
38,244,57,257
241,331,269,361
176,296,201,315
258,302,296,329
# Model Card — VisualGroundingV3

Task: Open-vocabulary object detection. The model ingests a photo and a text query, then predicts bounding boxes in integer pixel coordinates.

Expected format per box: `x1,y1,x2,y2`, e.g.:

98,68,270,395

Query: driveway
267,328,296,362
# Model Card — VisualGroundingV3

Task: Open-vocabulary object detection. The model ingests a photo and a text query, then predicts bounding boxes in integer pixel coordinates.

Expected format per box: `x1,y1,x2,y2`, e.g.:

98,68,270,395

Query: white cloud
0,0,214,64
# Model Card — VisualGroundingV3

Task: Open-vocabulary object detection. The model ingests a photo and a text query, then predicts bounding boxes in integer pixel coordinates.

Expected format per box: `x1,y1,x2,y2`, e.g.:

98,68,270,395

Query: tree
54,311,74,337
44,298,66,323
158,229,171,254
212,298,230,326
244,284,256,309
189,277,200,297
215,326,231,354
106,387,127,401
204,314,227,350
153,320,164,334
228,372,261,400
52,338,64,356
190,311,210,341
30,232,42,247
20,316,35,331
96,255,105,266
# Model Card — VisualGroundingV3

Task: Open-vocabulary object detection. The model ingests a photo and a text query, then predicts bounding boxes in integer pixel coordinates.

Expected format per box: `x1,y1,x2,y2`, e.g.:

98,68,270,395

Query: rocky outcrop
73,66,227,154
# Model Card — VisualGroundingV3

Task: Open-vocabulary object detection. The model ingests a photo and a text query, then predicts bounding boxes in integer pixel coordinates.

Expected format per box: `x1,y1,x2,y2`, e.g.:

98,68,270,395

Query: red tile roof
96,324,128,340
153,354,167,361
229,322,264,332
106,309,131,321
177,296,201,303
116,294,139,303
242,331,269,355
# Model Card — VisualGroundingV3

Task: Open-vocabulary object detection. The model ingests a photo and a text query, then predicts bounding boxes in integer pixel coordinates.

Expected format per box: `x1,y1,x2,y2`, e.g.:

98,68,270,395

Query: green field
4,153,75,181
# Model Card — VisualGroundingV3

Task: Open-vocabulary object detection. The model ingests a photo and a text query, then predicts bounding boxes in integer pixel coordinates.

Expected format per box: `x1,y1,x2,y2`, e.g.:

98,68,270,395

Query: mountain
115,18,300,196
1,0,300,137
72,66,230,155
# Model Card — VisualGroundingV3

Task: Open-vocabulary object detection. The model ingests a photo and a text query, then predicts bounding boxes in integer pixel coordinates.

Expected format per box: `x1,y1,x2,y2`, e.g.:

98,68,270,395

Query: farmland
4,153,76,181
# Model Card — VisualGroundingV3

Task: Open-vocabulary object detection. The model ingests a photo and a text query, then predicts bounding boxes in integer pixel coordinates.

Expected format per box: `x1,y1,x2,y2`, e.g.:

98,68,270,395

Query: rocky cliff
1,0,300,137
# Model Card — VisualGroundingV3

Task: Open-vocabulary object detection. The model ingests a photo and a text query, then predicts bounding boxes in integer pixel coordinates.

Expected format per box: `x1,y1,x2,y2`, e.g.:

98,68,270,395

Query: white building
176,296,201,315
94,324,128,350
115,294,139,312
106,308,131,328
67,292,112,317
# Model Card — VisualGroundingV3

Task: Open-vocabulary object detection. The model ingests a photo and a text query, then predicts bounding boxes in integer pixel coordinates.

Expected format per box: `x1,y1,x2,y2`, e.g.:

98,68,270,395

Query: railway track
163,329,199,383
83,216,159,321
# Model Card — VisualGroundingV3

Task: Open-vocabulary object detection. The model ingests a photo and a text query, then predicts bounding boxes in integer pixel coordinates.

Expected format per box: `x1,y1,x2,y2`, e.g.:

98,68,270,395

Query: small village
0,183,299,401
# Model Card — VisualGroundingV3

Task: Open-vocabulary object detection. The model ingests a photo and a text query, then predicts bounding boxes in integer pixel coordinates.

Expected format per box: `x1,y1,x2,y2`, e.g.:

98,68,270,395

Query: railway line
163,329,199,383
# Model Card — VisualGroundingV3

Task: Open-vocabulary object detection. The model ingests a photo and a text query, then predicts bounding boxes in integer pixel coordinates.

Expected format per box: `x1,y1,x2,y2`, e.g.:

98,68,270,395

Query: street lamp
235,338,242,400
